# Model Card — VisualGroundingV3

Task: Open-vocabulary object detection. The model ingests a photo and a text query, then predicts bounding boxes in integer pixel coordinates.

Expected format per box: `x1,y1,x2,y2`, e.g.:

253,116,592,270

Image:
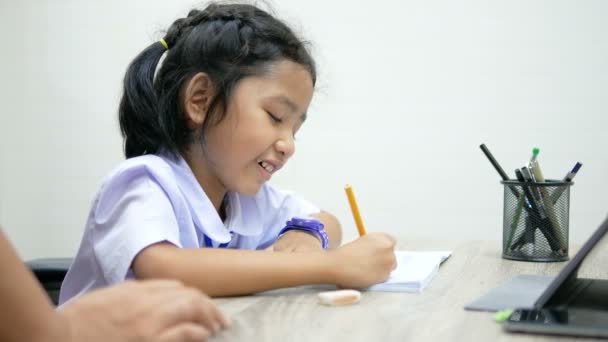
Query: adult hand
58,280,230,342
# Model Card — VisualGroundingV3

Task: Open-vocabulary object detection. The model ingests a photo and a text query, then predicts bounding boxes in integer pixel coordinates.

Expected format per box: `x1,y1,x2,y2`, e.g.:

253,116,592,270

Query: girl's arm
312,210,342,248
270,210,342,252
132,232,396,297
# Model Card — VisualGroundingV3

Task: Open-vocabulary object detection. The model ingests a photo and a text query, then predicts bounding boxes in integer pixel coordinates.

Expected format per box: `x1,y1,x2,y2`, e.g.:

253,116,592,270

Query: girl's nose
274,134,295,159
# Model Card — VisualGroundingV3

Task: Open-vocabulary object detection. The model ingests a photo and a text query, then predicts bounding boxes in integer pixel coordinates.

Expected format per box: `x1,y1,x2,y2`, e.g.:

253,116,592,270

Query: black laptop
504,216,608,338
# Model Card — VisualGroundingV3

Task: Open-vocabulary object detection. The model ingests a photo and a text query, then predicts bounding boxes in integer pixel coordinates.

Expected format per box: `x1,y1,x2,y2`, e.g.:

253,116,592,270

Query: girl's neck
181,148,227,215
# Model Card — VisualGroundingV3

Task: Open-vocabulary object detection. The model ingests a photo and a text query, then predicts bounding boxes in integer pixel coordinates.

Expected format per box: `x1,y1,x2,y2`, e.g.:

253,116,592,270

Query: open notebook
366,251,452,292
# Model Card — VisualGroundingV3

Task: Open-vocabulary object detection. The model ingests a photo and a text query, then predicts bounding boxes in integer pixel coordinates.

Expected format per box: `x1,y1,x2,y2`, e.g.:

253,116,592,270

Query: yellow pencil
344,184,367,236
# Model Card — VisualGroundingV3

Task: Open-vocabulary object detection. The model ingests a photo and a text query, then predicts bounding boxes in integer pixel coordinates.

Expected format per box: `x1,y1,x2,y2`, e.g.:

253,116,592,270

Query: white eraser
317,289,361,306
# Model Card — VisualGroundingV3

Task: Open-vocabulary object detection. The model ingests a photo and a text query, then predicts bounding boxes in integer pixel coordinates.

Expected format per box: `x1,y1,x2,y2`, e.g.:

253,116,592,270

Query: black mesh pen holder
501,180,572,262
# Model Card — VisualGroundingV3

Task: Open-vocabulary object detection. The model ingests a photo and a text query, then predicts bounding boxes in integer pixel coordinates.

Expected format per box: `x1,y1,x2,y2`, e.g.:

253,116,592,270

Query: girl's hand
270,230,324,252
329,232,397,289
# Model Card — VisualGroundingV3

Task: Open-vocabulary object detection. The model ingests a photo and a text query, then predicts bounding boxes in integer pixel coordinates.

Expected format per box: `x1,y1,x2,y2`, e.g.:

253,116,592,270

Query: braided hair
118,3,316,158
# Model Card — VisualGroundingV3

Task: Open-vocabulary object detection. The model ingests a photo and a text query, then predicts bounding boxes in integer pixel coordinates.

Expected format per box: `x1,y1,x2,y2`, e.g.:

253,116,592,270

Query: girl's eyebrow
268,95,307,122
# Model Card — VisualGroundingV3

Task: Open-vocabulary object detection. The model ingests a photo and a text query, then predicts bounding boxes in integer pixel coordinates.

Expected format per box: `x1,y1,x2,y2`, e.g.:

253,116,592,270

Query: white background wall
1,0,607,260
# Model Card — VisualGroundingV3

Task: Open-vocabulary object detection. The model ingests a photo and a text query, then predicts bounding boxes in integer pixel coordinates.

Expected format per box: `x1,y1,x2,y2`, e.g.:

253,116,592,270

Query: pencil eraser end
317,289,361,306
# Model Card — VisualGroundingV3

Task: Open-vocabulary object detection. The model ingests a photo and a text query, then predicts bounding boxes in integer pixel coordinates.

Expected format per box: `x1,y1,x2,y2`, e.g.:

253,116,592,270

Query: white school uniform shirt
58,152,320,305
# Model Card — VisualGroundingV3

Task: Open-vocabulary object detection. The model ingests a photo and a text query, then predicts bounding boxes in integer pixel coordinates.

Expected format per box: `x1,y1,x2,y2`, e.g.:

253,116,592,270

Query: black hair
118,2,316,158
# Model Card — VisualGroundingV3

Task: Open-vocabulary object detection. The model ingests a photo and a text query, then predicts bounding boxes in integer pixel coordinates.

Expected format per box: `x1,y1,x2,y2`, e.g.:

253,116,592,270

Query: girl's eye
267,111,282,123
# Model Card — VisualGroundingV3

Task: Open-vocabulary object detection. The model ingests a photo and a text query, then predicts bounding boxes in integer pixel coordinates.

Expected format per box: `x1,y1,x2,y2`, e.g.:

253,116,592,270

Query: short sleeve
255,184,321,249
92,165,182,284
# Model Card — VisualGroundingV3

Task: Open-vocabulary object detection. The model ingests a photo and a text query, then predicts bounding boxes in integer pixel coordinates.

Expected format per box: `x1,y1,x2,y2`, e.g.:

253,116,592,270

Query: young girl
59,2,396,303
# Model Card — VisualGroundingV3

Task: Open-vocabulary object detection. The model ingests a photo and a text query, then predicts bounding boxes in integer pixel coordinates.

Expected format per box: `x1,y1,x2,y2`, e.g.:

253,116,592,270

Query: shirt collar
225,191,263,237
160,152,263,242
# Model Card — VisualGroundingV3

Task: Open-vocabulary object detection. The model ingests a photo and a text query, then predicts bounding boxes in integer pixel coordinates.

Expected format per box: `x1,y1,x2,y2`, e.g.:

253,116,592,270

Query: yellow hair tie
160,38,169,50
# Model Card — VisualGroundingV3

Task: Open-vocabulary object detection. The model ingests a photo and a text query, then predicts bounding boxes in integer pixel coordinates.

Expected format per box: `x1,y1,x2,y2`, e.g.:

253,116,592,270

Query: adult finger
198,295,231,330
157,323,210,342
152,288,224,332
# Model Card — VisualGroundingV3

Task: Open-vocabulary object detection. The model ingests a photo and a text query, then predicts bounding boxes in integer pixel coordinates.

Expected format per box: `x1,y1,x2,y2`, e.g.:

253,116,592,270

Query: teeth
259,161,275,173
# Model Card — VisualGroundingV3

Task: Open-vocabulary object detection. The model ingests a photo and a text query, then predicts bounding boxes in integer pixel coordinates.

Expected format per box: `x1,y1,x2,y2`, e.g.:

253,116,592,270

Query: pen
506,176,527,250
511,170,563,252
510,169,539,251
528,151,565,250
515,169,535,209
507,166,540,250
520,167,547,219
551,162,582,204
480,144,522,199
479,144,510,181
521,165,563,252
344,184,367,236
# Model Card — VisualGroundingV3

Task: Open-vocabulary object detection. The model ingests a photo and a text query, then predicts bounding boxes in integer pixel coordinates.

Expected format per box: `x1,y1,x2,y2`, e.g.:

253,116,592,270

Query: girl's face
196,59,314,198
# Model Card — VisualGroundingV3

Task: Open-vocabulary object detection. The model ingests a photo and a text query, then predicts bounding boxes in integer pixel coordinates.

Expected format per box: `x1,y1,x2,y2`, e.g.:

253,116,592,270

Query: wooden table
213,240,608,341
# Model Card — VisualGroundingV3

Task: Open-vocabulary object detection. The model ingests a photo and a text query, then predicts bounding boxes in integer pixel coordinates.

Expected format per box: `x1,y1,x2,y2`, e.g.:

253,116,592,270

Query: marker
344,185,367,236
528,147,540,167
564,162,582,182
551,162,582,204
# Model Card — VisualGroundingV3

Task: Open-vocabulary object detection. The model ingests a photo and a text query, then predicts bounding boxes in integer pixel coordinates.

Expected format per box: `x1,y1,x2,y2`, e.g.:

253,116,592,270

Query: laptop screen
534,216,608,308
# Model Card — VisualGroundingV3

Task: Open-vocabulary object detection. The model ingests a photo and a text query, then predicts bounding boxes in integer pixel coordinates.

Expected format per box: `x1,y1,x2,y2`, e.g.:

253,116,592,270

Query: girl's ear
183,72,214,127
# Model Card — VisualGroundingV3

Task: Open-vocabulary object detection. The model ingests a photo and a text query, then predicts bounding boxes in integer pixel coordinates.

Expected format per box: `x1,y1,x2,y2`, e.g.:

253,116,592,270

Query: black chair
26,258,72,306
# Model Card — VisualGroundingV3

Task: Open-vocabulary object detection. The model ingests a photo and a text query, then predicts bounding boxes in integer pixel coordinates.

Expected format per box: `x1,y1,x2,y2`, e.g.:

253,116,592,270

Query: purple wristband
278,217,329,250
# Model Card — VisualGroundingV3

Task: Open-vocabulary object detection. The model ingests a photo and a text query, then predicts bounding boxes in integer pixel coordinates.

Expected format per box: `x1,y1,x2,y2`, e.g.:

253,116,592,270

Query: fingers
384,233,397,246
132,280,231,332
196,294,231,332
211,299,232,329
369,232,396,246
157,323,211,342
151,287,229,334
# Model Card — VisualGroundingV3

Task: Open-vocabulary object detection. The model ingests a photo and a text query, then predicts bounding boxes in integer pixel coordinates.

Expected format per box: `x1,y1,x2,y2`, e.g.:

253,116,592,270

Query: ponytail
118,41,167,158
